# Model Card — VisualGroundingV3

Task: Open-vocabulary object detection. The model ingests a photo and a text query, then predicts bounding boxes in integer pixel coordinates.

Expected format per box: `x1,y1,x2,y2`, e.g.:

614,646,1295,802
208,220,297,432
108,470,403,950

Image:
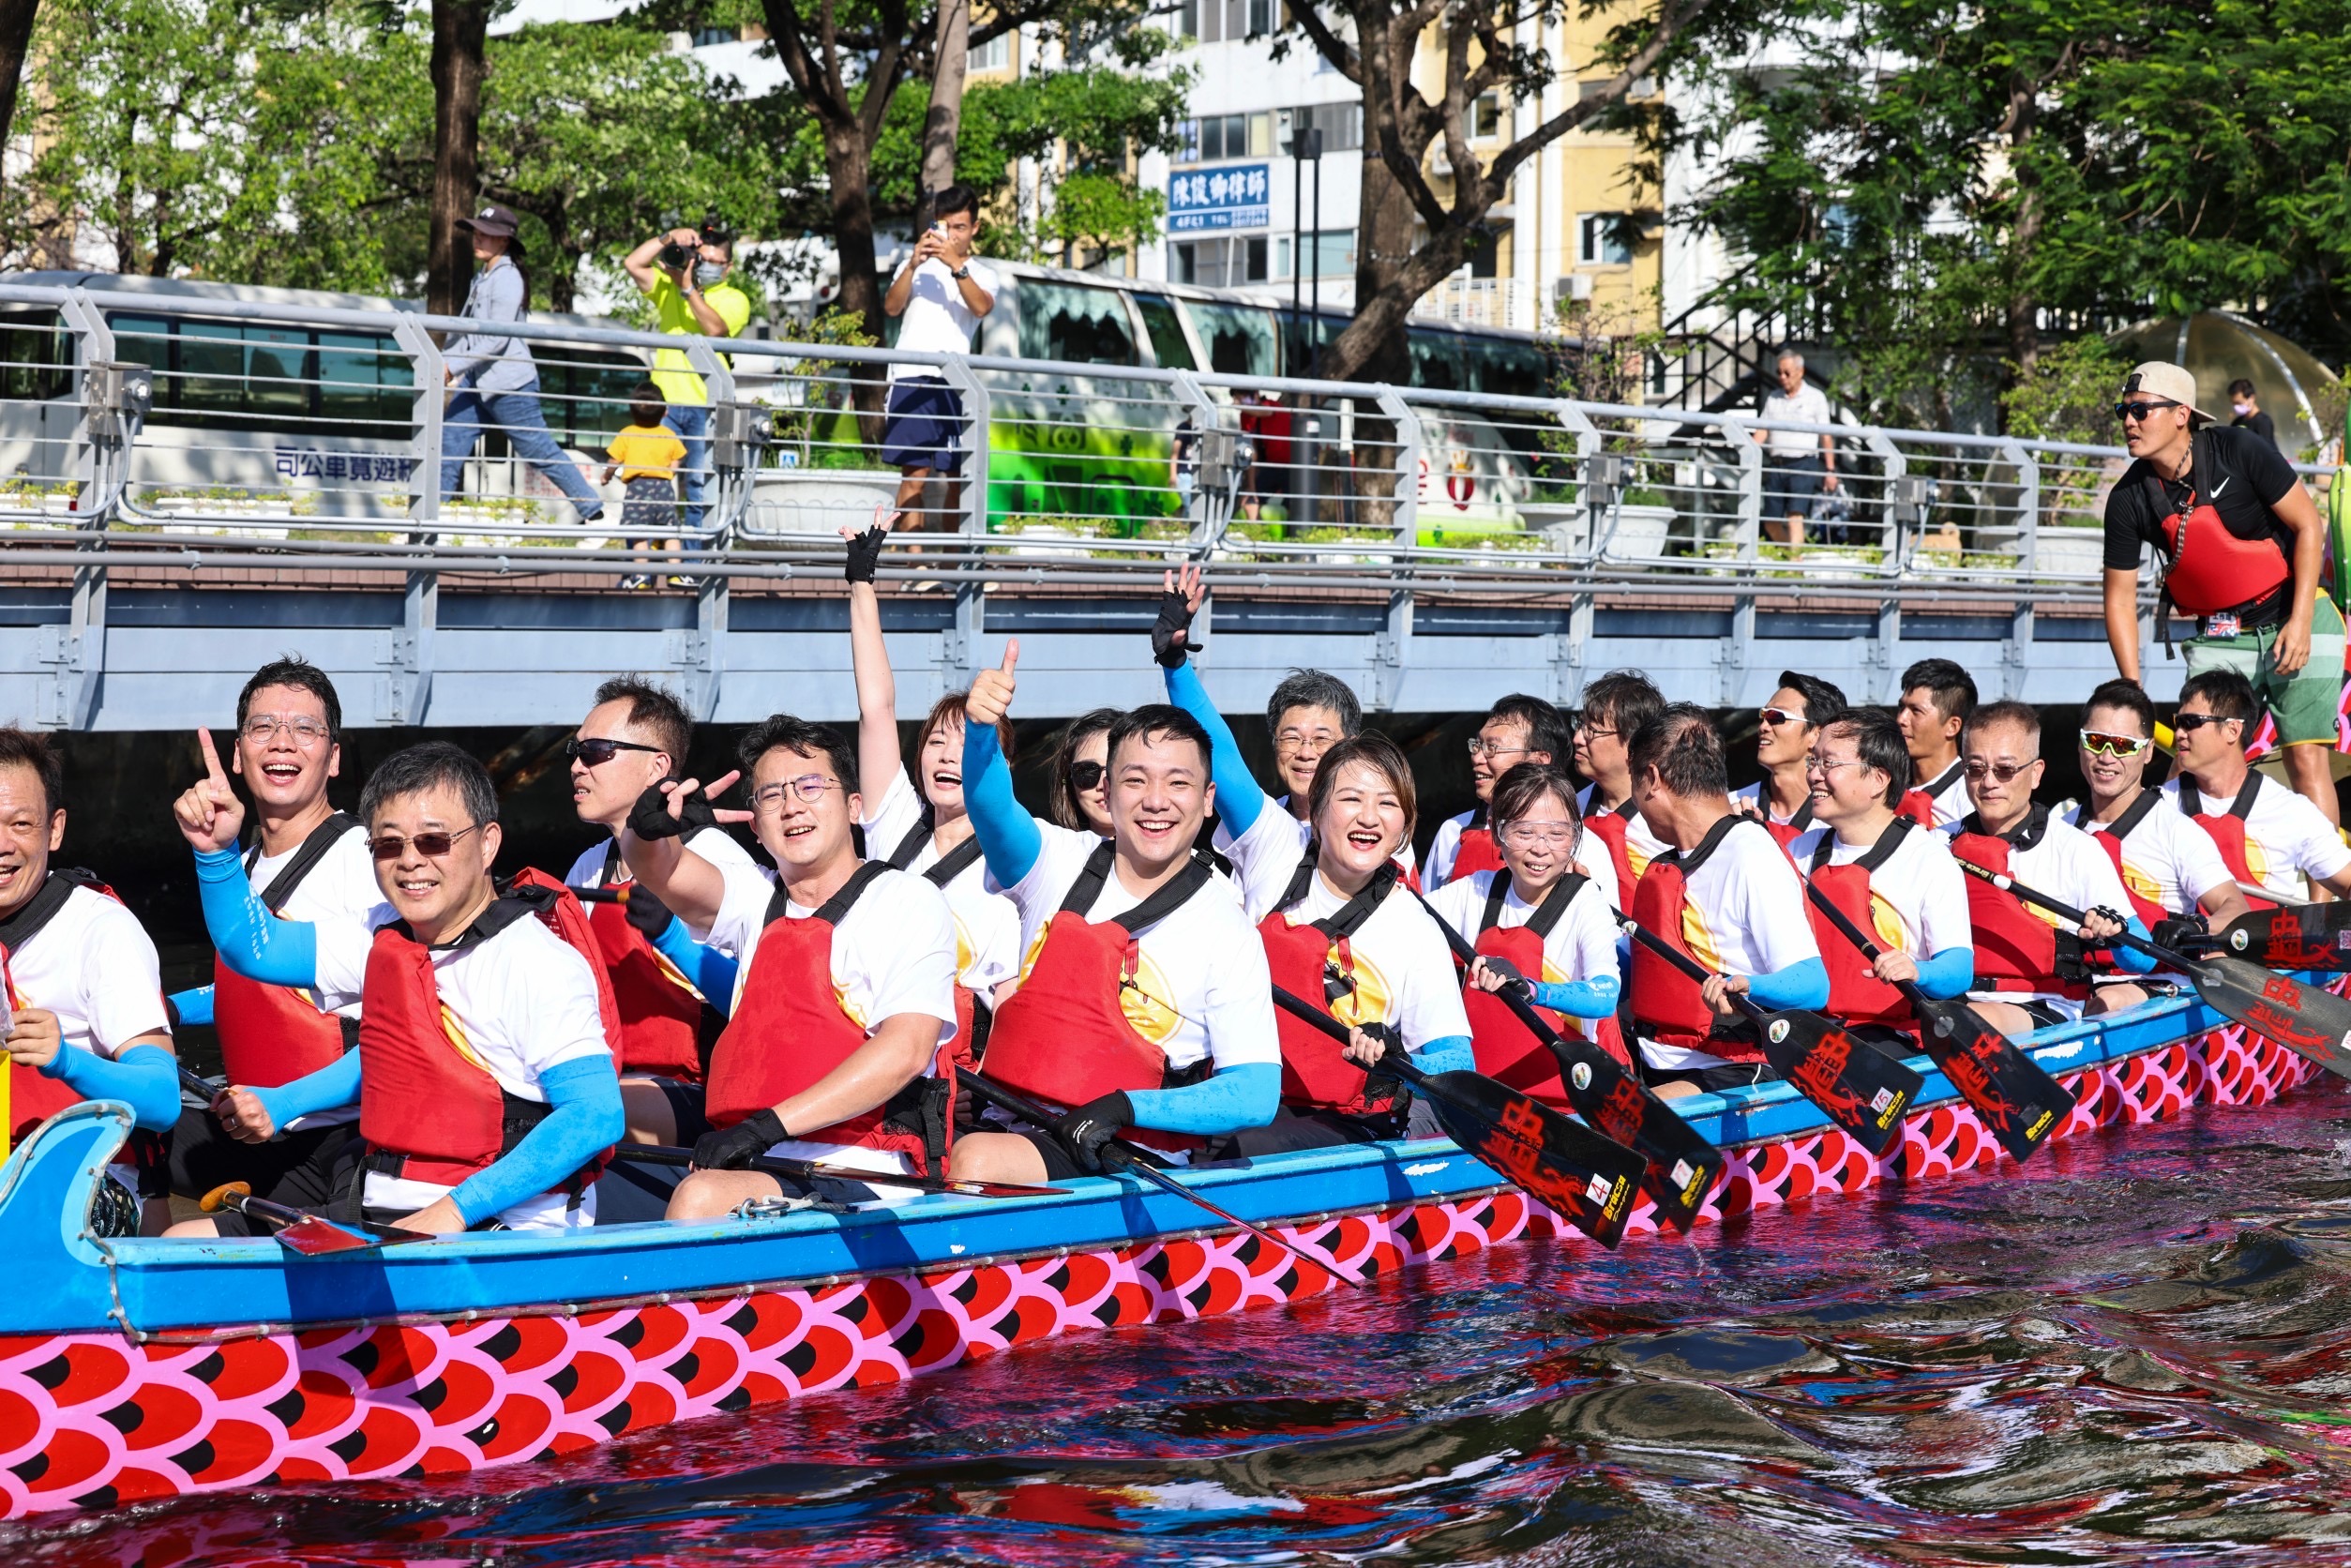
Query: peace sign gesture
172,728,245,853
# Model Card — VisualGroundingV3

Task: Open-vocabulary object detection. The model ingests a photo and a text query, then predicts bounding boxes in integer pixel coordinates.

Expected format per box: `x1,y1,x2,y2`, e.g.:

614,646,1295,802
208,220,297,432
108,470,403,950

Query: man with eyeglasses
2102,359,2341,826
2066,677,2251,953
1564,671,1670,906
2160,670,2351,907
1946,701,2154,1037
620,715,962,1217
171,742,624,1236
1428,693,1571,890
161,659,392,1209
1732,671,1846,845
1895,657,1976,827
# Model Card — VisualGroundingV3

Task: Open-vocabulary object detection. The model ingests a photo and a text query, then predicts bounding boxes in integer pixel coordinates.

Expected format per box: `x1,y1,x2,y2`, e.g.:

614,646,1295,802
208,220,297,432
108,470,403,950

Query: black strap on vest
1477,867,1583,941
1647,811,1745,881
1962,802,2052,851
0,867,102,957
885,814,932,870
1921,758,1966,806
1784,796,1814,833
1808,811,1914,874
1273,849,1399,932
391,886,548,952
244,812,363,912
761,858,892,929
922,834,986,889
1059,840,1216,934
2178,770,2261,822
2074,786,2163,843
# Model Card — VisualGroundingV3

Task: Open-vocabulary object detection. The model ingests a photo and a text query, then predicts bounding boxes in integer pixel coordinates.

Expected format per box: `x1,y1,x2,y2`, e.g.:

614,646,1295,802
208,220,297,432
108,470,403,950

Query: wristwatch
951,264,971,280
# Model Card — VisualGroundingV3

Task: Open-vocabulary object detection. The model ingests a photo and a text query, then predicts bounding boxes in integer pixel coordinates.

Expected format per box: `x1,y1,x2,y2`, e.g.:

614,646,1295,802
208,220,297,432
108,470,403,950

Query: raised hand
1153,565,1206,668
172,728,245,853
967,640,1019,728
631,770,753,841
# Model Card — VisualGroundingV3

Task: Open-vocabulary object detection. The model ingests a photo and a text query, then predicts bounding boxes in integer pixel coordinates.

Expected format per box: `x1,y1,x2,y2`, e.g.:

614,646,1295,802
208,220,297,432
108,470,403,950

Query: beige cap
2120,361,2216,423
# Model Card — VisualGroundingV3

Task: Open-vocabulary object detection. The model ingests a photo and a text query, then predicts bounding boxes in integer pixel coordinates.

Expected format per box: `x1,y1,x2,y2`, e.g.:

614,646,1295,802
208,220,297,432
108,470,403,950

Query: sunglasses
2173,711,2239,734
369,823,483,861
567,735,664,767
2079,729,2152,757
1963,760,2034,783
1757,705,1805,727
2115,399,2181,423
1067,760,1106,792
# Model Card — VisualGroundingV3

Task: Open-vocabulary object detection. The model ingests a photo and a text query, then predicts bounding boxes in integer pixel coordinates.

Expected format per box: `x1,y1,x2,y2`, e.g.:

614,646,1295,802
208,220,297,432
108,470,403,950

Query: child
602,383,687,587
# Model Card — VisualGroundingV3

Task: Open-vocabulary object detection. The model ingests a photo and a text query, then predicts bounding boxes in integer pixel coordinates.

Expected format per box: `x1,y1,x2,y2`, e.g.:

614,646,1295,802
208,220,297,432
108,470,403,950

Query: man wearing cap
624,221,751,537
2101,359,2340,824
439,204,607,527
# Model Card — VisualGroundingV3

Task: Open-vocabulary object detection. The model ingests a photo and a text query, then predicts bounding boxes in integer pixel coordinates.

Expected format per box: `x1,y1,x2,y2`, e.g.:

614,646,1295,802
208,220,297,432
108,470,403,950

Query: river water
11,1081,2351,1565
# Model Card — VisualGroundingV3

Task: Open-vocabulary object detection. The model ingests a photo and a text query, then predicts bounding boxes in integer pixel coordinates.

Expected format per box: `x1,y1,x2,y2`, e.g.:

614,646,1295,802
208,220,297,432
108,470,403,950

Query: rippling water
16,1081,2351,1565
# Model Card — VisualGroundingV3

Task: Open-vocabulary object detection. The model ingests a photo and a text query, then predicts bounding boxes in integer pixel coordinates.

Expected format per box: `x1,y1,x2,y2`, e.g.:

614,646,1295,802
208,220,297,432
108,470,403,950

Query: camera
658,212,728,273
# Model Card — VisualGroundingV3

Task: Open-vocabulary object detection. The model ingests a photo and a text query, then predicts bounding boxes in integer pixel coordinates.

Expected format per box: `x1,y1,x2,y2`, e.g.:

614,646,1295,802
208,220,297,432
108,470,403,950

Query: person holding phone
880,185,997,535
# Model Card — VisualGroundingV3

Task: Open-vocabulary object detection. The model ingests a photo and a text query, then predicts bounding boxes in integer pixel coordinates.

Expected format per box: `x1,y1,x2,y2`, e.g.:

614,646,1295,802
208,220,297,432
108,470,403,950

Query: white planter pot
2031,528,2104,578
746,468,901,537
1596,503,1674,563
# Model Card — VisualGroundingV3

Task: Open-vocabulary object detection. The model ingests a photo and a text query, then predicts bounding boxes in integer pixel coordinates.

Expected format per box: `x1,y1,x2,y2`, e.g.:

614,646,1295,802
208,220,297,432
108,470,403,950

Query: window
1171,236,1269,289
1246,0,1273,34
691,24,735,46
1578,213,1633,265
104,313,414,437
1134,294,1197,369
1184,113,1271,162
1183,301,1280,377
1277,230,1351,278
0,311,69,400
1282,101,1363,154
1180,0,1201,38
1578,76,1657,100
970,30,1012,71
1471,92,1504,140
1015,280,1138,366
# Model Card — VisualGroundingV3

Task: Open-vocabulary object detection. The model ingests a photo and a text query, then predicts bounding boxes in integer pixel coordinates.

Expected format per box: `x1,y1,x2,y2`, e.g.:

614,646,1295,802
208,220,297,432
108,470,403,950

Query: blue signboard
1168,163,1271,233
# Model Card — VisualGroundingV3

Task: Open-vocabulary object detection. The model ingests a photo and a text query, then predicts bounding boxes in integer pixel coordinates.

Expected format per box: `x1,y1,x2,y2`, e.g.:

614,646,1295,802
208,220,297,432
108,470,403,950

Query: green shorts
2184,593,2346,746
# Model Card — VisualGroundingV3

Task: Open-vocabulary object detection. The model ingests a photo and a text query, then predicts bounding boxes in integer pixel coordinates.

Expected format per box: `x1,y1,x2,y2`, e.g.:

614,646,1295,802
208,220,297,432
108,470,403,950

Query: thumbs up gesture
966,641,1019,729
172,728,245,853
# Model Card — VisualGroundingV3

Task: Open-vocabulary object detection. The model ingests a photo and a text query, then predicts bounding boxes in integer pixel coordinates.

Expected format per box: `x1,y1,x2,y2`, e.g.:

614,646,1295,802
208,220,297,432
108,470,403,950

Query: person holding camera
881,185,997,535
625,219,751,541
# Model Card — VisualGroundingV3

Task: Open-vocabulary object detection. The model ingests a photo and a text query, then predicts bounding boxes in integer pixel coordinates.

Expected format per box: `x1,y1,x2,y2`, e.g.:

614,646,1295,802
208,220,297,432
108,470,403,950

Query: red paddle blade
269,1215,380,1256
1913,999,2074,1164
1754,1010,1921,1157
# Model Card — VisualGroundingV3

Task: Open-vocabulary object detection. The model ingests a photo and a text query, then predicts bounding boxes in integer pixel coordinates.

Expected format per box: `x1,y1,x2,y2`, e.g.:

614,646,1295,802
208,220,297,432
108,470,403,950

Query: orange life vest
1628,815,1767,1064
1462,869,1629,1109
2148,461,2292,618
213,814,364,1090
1449,807,1505,883
1256,854,1403,1120
1580,798,1641,900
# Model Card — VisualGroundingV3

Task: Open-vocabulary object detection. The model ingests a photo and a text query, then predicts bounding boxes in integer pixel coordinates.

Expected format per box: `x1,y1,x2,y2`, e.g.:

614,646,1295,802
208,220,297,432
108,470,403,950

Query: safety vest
213,814,365,1090
1901,760,1965,828
1449,807,1504,882
1462,869,1628,1110
1948,808,2090,998
580,841,720,1082
1806,816,1920,1037
357,869,621,1194
2177,772,2271,910
1581,797,1642,900
2145,445,2292,619
1628,815,1767,1063
0,869,126,1148
2069,789,2169,927
1257,854,1402,1120
1759,793,1815,849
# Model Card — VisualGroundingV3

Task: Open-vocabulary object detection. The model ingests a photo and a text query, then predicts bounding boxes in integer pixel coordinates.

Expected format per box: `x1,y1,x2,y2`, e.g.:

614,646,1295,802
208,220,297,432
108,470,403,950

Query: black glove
622,879,676,940
629,779,716,842
1054,1090,1134,1174
844,524,887,584
1151,587,1200,669
1475,954,1535,1002
694,1107,784,1170
2152,913,2215,955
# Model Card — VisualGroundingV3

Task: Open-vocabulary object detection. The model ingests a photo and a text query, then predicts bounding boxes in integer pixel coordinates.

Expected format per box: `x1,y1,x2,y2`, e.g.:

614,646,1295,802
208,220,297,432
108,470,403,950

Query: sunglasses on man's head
566,735,664,767
2079,729,2152,758
1067,760,1106,792
2173,711,2239,734
369,823,483,861
2115,399,2182,423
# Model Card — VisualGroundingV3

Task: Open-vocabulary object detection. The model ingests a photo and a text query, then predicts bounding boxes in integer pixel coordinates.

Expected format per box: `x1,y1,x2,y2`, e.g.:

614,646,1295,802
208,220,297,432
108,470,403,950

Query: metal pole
1291,124,1304,318
1308,128,1323,321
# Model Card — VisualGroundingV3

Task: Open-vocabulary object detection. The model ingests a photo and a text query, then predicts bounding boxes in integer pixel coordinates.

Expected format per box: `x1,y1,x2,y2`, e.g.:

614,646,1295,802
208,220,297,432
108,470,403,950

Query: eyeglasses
1467,738,1530,759
1500,822,1577,848
1067,760,1106,792
1758,705,1806,728
2173,712,2239,734
752,775,843,810
1962,760,2034,783
1805,755,1864,776
1274,729,1340,751
2115,399,2181,423
2079,729,2152,757
566,735,665,767
369,823,482,861
243,716,331,747
1573,718,1617,740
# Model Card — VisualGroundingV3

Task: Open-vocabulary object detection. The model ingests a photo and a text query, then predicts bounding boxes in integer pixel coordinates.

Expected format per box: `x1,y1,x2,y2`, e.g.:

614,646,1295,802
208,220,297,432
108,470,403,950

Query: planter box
2031,527,2104,579
1519,501,1587,557
746,467,900,537
1595,503,1674,563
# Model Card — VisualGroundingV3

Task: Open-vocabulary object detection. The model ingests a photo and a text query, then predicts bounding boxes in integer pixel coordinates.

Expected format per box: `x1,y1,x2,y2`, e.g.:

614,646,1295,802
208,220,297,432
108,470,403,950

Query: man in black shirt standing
2228,379,2279,451
2101,359,2341,824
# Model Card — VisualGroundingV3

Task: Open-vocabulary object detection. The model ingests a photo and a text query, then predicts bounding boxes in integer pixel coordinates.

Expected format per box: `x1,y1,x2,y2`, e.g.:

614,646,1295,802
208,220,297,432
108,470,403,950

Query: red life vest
2070,790,2169,928
702,861,952,1173
1805,816,1921,1037
982,842,1218,1153
1581,798,1641,901
1628,815,1767,1064
213,814,365,1090
1758,792,1815,849
2177,772,2273,911
2147,453,2292,618
1901,760,1965,828
1257,855,1403,1119
357,870,621,1194
580,841,719,1082
1462,869,1629,1109
0,869,126,1148
1449,807,1505,883
1948,808,2090,999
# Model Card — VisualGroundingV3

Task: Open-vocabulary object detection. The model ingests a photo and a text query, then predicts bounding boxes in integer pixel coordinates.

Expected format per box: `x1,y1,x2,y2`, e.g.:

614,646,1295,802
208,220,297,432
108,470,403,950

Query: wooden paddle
1619,917,1923,1157
1954,858,2351,1080
952,1067,1375,1288
1801,880,2074,1163
197,1182,433,1253
1268,984,1645,1248
617,1141,1068,1200
1408,889,1723,1229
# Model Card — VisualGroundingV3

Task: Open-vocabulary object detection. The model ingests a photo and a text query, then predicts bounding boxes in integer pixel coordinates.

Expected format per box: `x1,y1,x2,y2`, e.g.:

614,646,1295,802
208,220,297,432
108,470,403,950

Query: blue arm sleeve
962,720,1043,890
195,846,317,988
447,1056,624,1228
651,915,738,1017
1126,1060,1281,1138
1163,660,1267,837
250,1048,364,1130
1409,1034,1475,1077
1913,946,1975,1000
1748,957,1831,1012
45,1043,181,1132
2114,920,2158,974
168,986,215,1027
1529,974,1621,1018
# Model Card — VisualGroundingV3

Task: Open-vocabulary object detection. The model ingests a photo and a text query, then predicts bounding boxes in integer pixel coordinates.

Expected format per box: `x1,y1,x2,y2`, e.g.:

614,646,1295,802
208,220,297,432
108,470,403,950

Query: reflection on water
13,1083,2351,1565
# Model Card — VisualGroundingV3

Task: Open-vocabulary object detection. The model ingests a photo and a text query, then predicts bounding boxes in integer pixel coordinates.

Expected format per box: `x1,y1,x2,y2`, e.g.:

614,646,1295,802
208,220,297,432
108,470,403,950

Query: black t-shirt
2101,424,2302,573
2233,409,2279,449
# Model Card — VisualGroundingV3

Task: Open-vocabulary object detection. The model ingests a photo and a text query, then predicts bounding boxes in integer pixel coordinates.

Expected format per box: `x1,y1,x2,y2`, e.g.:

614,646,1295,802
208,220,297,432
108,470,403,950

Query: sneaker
578,507,606,526
618,573,652,590
664,574,699,588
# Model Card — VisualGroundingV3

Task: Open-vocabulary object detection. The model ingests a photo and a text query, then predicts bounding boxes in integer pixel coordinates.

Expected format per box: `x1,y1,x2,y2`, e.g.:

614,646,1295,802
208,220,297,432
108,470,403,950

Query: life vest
2146,446,2291,619
1628,815,1767,1064
0,868,127,1148
890,821,994,1069
1806,816,1921,1038
1580,797,1641,900
1257,853,1404,1120
212,814,366,1090
703,861,952,1174
2069,789,2169,928
1758,792,1815,849
1901,760,1965,828
357,869,621,1195
1462,869,1629,1109
580,841,721,1082
1449,807,1505,882
982,842,1217,1153
2177,772,2272,910
1948,808,2090,998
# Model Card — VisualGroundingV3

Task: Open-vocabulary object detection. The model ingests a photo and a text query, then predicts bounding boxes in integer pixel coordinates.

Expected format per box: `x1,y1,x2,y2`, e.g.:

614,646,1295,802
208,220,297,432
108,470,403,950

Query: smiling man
2160,670,2351,907
1732,671,1846,844
1428,693,1571,888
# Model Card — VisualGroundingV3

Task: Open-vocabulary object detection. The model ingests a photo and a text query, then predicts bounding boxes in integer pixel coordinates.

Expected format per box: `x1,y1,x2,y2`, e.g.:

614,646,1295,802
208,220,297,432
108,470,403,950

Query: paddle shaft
616,1142,1065,1199
1951,858,2183,967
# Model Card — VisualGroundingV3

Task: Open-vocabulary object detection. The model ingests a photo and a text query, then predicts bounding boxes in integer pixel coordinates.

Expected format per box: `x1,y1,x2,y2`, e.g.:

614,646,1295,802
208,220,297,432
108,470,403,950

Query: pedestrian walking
1754,349,1837,547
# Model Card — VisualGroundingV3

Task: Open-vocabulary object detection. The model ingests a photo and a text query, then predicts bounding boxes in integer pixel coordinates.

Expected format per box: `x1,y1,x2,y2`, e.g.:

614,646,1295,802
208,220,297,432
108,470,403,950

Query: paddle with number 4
1801,880,2074,1163
1620,917,1924,1156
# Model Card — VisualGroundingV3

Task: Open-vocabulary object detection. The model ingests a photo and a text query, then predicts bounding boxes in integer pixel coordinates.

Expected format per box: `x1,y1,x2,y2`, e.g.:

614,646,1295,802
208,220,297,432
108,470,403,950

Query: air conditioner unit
1553,274,1593,303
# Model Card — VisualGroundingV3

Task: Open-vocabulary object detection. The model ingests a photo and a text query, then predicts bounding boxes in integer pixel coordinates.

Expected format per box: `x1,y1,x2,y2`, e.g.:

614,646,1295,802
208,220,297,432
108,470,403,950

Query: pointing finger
197,727,226,783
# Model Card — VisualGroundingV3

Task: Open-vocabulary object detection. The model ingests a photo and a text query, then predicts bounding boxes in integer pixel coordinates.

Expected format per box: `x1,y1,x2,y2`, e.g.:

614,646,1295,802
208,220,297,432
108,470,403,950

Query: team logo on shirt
951,912,975,979
2121,862,2164,911
1869,892,1911,954
1680,905,1723,972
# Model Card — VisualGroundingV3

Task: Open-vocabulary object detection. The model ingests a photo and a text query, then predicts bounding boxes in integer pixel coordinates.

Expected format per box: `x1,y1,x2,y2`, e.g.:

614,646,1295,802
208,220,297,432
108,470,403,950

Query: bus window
1408,328,1464,391
0,311,68,400
1468,338,1551,402
1133,294,1196,370
245,326,312,419
1277,310,1344,378
549,349,647,448
317,332,414,433
176,322,247,416
1017,280,1138,367
1183,300,1277,379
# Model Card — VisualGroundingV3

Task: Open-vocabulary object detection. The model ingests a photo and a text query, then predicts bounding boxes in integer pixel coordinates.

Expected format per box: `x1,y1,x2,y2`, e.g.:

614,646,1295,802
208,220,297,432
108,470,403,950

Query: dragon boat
0,985,2335,1520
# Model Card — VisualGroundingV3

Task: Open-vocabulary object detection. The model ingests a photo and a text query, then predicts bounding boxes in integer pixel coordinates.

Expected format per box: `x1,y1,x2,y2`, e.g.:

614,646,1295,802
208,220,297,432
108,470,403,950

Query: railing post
1169,370,1221,550
1861,425,1906,571
1553,400,1601,560
1373,386,1422,549
391,316,445,529
1370,386,1422,710
2004,439,2038,575
386,315,444,724
941,357,990,685
41,291,118,730
1713,414,1759,705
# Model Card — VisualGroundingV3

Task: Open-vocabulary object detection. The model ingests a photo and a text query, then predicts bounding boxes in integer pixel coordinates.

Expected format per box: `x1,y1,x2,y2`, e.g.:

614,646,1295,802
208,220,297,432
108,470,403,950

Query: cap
2120,361,2216,423
456,204,520,239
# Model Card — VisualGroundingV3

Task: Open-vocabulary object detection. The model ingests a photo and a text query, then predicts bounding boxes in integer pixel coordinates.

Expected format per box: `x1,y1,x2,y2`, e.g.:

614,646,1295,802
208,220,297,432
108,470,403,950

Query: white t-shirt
1943,811,2134,1019
1916,760,1971,828
1788,820,1972,966
245,824,392,1127
1424,869,1620,1047
2161,774,2351,902
1731,780,1816,832
5,882,170,1065
1258,870,1470,1051
889,255,1000,379
314,908,612,1231
996,821,1278,1076
1575,785,1671,886
2066,795,2232,917
858,772,1022,991
1639,818,1821,1070
1760,382,1832,458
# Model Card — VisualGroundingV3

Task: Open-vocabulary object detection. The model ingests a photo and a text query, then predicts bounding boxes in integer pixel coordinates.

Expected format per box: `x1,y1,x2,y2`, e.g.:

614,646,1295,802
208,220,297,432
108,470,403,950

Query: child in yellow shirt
602,383,687,585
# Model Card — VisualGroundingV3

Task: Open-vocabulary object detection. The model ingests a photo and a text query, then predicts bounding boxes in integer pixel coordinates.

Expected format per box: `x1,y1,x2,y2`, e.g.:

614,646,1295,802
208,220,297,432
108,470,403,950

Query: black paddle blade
1912,998,2075,1164
2218,904,2351,972
1550,1046,1723,1229
1752,1010,1922,1157
1416,1070,1645,1248
2189,955,2351,1079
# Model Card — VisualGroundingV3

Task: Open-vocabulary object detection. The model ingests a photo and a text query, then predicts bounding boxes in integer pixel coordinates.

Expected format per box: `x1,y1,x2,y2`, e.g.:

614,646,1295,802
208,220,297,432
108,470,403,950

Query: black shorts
652,1078,712,1145
204,1127,368,1236
1636,1057,1780,1095
165,1108,359,1208
1765,453,1826,517
881,376,965,471
1203,1106,1403,1160
1846,1023,1926,1069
